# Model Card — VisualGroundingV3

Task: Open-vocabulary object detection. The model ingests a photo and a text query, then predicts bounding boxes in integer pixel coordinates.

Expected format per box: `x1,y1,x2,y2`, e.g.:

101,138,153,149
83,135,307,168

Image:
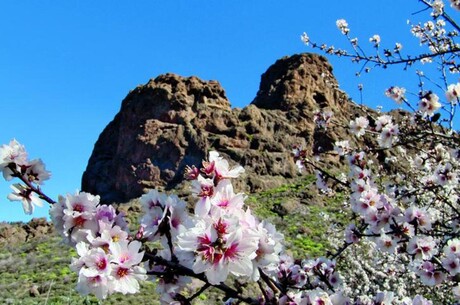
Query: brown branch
7,163,56,204
145,253,259,305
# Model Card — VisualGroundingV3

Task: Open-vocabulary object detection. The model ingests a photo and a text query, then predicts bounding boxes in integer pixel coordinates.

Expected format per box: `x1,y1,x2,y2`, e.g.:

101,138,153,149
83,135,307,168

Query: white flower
446,83,460,104
349,116,369,137
375,115,393,131
76,272,111,299
404,206,432,231
334,140,350,156
419,92,441,116
56,192,101,244
431,0,444,16
376,234,398,254
374,291,395,305
0,139,28,180
191,175,214,216
377,123,399,148
140,189,166,213
415,261,445,286
88,224,128,248
385,86,406,104
444,238,460,254
369,34,381,45
412,295,433,305
307,288,333,305
50,195,67,235
301,32,310,45
250,220,284,281
336,19,349,35
442,254,460,275
110,240,144,267
7,183,43,215
24,159,51,184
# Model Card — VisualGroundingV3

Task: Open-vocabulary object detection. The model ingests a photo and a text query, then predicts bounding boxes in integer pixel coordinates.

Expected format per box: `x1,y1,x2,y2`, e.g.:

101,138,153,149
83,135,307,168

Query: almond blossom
0,139,28,180
385,86,406,104
177,215,258,285
349,116,369,137
7,183,43,215
418,92,441,117
446,83,460,103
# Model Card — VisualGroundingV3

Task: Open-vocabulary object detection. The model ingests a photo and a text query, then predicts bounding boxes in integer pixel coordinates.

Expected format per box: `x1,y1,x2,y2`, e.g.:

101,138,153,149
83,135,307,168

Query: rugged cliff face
81,53,362,204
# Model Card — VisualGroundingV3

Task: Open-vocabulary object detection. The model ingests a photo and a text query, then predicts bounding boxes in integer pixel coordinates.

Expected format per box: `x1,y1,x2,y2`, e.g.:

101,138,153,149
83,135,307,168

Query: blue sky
0,1,453,222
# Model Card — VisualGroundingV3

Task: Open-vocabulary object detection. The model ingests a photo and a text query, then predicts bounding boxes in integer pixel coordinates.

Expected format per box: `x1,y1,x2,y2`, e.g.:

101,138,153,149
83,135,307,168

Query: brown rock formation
0,218,54,245
81,53,359,204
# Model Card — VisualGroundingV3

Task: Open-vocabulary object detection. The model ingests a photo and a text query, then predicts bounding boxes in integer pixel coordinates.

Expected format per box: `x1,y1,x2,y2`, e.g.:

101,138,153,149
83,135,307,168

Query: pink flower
404,206,432,231
442,254,460,276
415,261,445,286
208,151,245,180
443,238,460,256
210,180,245,212
407,236,438,260
110,240,147,294
177,217,258,285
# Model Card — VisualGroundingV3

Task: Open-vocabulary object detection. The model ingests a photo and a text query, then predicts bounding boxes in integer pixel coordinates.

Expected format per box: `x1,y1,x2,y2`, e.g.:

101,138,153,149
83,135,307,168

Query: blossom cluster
3,2,460,304
297,10,460,302
295,105,460,303
148,151,286,303
0,139,50,214
50,191,147,298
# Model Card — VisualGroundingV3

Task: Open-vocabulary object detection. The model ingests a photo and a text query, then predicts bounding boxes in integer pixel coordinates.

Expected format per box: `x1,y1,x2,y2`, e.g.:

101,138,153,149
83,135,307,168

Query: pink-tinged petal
194,197,211,217
205,263,229,285
228,256,253,276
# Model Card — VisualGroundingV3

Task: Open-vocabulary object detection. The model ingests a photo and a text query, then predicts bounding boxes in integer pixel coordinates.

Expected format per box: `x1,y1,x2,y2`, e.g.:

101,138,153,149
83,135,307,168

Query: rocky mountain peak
81,53,353,204
252,53,340,111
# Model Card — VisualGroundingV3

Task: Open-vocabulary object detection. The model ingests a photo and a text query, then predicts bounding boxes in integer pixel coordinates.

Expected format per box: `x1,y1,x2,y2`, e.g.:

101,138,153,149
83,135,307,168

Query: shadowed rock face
81,53,357,204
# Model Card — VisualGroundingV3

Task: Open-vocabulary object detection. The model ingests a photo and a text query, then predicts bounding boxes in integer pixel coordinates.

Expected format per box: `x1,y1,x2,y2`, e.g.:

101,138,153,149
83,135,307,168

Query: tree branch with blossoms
5,1,460,304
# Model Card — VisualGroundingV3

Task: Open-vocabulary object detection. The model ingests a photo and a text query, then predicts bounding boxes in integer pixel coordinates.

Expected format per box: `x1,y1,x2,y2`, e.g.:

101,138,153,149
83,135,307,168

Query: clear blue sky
0,1,453,222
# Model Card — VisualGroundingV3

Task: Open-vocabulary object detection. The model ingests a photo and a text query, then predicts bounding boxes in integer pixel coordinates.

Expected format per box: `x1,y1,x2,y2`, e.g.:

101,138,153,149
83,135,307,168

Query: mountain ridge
81,53,365,204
